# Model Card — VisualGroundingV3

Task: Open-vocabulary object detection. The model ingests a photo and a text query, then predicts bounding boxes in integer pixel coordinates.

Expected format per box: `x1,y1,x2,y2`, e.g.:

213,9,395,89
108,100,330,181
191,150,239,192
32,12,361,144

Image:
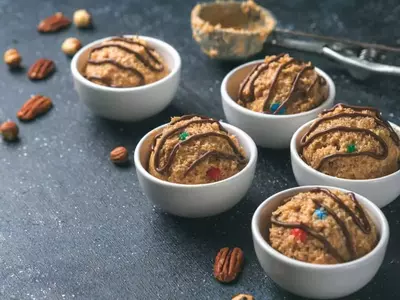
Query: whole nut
17,95,53,121
0,121,19,141
62,38,82,56
3,48,22,67
37,12,71,33
110,146,129,164
213,247,244,283
232,294,254,300
27,58,55,80
73,9,92,28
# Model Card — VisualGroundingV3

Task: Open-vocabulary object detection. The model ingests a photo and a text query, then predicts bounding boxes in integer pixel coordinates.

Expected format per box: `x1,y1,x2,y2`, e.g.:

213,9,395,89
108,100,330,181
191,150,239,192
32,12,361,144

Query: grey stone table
0,0,399,299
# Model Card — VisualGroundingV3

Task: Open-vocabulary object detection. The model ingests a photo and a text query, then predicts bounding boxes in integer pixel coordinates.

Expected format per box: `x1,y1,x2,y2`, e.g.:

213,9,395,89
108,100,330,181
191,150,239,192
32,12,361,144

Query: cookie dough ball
84,36,169,88
237,54,328,115
269,188,378,264
148,115,247,184
301,104,400,179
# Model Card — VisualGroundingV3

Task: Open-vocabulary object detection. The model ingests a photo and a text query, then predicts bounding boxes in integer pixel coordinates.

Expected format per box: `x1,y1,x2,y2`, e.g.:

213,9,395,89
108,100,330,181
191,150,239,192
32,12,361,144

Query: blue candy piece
270,103,286,115
315,207,327,220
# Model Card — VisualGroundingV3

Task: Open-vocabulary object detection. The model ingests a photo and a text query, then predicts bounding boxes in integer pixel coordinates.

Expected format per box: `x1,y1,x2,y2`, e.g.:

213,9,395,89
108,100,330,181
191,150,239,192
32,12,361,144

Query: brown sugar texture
237,54,328,115
84,36,169,88
148,115,248,184
301,103,400,179
269,188,378,264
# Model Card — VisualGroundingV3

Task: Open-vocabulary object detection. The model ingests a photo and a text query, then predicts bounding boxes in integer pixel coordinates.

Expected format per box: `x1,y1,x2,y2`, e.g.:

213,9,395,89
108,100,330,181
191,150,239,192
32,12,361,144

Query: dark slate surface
0,0,399,299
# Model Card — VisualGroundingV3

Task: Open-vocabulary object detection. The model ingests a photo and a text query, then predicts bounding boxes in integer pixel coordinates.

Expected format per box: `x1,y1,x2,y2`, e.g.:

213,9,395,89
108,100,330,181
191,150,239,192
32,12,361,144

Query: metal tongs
269,28,400,80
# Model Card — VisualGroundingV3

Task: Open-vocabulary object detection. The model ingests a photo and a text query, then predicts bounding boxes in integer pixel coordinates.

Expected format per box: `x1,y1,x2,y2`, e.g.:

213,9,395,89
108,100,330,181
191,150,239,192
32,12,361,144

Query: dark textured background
0,0,399,299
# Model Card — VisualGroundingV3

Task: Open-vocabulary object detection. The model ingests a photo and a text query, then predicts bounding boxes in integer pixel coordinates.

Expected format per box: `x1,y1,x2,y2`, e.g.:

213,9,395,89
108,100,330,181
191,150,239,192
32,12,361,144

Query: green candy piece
347,143,357,153
179,131,189,141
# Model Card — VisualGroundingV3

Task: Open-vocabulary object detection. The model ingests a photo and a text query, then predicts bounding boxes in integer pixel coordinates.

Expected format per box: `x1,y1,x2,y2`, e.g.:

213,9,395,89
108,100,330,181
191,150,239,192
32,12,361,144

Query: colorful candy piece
179,131,189,141
270,102,286,115
291,228,307,242
315,207,327,220
346,143,357,153
206,167,221,181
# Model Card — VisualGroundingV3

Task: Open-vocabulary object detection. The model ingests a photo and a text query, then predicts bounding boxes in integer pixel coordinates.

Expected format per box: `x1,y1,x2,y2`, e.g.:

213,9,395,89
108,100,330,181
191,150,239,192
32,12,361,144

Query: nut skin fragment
38,12,71,33
17,95,53,121
28,58,55,80
213,247,244,283
232,294,254,300
110,146,129,164
62,38,82,56
3,48,22,67
0,121,19,141
73,9,92,28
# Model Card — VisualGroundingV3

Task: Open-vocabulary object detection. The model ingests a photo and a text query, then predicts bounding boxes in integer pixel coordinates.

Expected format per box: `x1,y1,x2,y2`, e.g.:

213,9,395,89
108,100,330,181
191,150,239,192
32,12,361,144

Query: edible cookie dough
84,36,169,88
148,115,247,184
269,188,378,264
191,0,276,59
301,103,400,179
237,54,328,115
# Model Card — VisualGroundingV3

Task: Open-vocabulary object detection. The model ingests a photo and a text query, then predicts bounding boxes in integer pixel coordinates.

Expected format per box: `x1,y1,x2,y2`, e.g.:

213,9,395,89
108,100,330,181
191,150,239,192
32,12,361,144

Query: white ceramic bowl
252,185,389,299
71,35,181,121
134,122,257,218
221,59,335,148
291,120,400,208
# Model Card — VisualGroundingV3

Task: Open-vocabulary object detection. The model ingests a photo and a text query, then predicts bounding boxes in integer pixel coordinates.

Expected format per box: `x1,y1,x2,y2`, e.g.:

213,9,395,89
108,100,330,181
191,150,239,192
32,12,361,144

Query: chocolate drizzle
271,214,345,263
237,54,323,114
151,115,247,176
87,59,145,85
271,188,372,263
300,103,399,170
269,65,314,115
86,36,164,87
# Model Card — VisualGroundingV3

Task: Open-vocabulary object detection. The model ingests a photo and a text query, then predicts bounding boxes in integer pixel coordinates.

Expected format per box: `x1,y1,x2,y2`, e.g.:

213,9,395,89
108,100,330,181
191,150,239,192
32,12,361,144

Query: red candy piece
291,228,307,242
206,167,221,181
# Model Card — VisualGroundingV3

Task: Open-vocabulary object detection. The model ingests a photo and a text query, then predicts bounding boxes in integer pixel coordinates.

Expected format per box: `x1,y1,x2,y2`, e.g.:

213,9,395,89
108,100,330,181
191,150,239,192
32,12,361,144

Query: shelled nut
73,9,92,28
62,38,82,56
110,146,129,164
3,48,22,67
0,121,19,141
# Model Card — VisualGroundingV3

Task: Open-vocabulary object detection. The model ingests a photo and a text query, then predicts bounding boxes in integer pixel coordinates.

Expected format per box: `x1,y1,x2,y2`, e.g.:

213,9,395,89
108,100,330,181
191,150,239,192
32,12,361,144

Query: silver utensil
269,28,400,80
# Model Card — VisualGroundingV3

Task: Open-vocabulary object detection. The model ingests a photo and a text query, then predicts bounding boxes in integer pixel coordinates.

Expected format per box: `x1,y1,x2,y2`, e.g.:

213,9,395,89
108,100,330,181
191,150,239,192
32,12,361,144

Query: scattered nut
73,9,92,28
28,58,55,80
3,48,22,67
0,121,19,141
214,247,244,283
110,146,129,164
62,38,82,56
17,95,53,121
232,294,254,300
38,12,71,33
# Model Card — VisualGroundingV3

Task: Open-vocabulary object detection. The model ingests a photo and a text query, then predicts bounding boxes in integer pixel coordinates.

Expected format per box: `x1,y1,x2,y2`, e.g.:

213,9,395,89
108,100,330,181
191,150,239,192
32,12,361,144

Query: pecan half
28,58,55,80
213,247,244,283
37,12,71,33
232,294,254,300
110,146,129,164
17,95,53,121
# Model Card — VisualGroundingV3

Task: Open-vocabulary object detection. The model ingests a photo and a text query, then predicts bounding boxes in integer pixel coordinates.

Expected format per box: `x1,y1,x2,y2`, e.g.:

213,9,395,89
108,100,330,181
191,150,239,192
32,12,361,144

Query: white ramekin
134,122,257,218
221,59,335,148
71,35,181,121
252,185,389,299
291,120,400,208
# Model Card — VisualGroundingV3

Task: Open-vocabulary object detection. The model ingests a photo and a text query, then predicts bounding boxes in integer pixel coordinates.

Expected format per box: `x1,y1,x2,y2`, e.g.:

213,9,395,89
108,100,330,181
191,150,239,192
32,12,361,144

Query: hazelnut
0,121,19,141
110,146,129,164
73,9,92,28
61,38,82,56
3,48,22,67
232,295,254,300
